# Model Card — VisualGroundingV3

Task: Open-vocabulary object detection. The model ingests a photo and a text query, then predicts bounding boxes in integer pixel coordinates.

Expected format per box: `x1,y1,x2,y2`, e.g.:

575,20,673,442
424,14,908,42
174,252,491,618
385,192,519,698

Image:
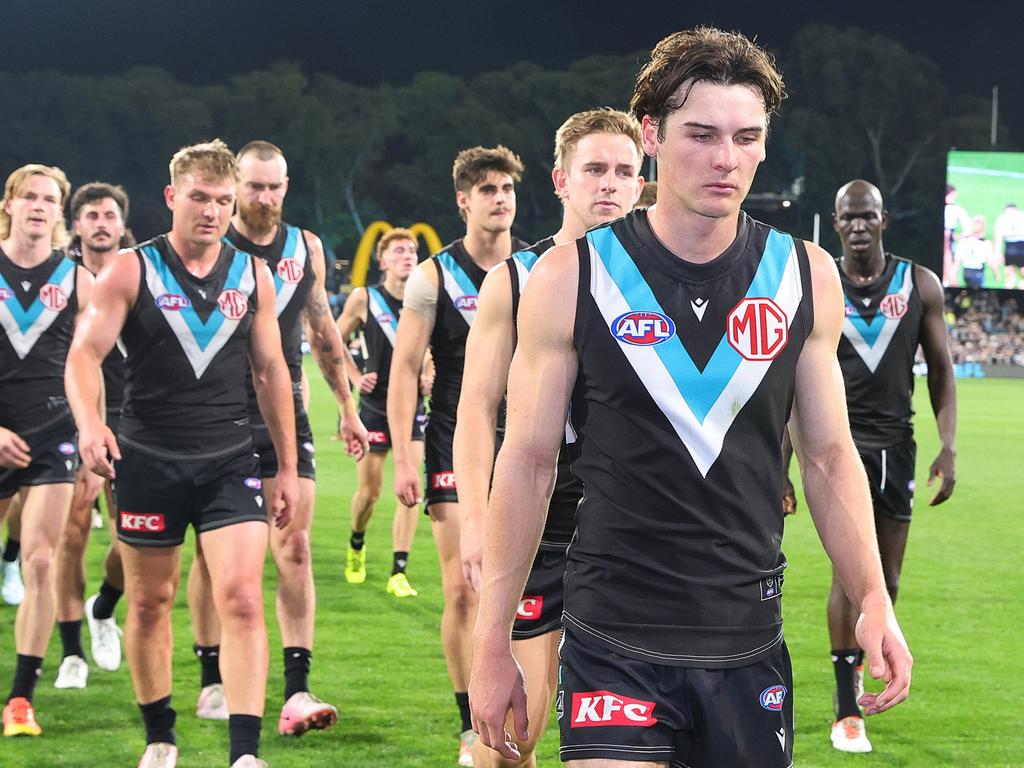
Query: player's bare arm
65,249,139,479
250,261,299,528
453,263,515,592
470,245,577,760
789,243,912,716
303,232,368,458
387,260,436,507
916,265,957,505
335,287,374,392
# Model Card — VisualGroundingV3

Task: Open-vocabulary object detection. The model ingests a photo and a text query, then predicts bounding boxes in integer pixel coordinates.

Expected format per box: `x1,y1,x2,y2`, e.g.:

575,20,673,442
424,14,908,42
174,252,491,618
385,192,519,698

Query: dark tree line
2,25,1010,277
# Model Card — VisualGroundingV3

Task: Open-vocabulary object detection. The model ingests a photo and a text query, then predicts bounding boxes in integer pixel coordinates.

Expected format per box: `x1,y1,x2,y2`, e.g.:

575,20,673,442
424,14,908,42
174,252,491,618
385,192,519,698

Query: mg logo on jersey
120,512,166,532
610,311,676,347
571,691,657,728
431,472,456,490
759,684,788,711
156,293,191,311
879,293,908,319
276,258,304,285
0,287,12,301
727,298,789,361
39,283,68,312
454,295,478,311
516,596,543,620
367,431,387,445
217,289,248,320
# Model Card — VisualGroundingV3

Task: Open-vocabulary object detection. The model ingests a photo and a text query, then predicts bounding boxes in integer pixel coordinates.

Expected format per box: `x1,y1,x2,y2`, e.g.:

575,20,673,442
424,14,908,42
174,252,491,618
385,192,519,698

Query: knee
444,580,478,620
130,585,176,626
218,582,264,627
355,484,381,509
22,544,57,587
276,529,311,570
60,519,90,552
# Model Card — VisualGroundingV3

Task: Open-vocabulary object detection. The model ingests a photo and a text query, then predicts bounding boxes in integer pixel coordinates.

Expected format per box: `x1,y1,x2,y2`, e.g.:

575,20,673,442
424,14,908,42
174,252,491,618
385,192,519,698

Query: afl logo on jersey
879,293,908,319
217,289,248,320
844,304,857,317
39,283,68,312
727,298,788,361
377,313,395,326
276,258,304,285
759,684,788,711
0,287,12,301
454,295,478,311
156,293,191,311
610,311,676,347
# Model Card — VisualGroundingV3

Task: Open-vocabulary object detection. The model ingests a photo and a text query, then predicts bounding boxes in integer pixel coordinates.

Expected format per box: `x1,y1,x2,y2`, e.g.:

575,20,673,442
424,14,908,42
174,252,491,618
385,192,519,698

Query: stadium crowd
946,290,1024,367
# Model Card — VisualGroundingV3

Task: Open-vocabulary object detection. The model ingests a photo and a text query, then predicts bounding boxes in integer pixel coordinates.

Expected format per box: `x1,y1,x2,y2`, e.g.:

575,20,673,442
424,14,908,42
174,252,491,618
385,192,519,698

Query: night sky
5,0,1021,142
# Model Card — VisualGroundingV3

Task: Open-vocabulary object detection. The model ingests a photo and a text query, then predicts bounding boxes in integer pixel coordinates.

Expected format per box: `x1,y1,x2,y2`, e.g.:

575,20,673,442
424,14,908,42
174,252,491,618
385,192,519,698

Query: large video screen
944,151,1024,289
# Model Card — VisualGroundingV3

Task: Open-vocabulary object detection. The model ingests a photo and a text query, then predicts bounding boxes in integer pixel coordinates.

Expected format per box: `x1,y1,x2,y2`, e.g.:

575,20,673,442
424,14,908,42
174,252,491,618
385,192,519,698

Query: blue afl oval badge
610,311,676,346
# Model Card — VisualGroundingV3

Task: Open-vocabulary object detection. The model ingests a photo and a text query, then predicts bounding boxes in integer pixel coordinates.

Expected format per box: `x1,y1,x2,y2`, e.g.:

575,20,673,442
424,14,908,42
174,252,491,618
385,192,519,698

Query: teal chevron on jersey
0,256,76,360
841,259,912,374
436,250,479,325
366,285,398,346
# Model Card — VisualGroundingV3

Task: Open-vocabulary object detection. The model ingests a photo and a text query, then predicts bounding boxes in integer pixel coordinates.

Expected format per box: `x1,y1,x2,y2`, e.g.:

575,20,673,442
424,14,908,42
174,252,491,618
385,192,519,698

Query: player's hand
79,424,120,480
854,597,913,715
782,475,798,515
357,372,378,395
340,411,369,461
927,446,956,505
271,468,299,529
469,646,529,761
79,464,105,503
394,458,422,508
0,427,31,469
461,512,485,593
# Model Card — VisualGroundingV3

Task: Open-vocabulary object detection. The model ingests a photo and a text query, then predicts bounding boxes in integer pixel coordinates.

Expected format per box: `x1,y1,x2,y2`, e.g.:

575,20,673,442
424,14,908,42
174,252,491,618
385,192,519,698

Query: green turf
1,372,1022,766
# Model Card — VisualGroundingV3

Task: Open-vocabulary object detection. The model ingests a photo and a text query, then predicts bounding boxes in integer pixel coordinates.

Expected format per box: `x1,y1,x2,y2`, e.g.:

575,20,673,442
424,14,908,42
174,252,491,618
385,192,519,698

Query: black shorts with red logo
0,414,78,500
859,435,916,522
513,541,569,640
251,405,316,480
424,410,503,508
360,400,426,454
113,438,266,547
557,628,794,767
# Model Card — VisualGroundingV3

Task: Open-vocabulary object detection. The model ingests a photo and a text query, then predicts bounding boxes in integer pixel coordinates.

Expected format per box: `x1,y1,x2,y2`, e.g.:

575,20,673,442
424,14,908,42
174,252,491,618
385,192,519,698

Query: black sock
9,655,42,702
59,620,85,660
392,551,409,575
194,644,222,687
283,647,311,700
831,647,862,719
350,530,366,550
2,538,19,563
229,714,262,764
92,580,123,620
455,691,472,733
139,695,176,745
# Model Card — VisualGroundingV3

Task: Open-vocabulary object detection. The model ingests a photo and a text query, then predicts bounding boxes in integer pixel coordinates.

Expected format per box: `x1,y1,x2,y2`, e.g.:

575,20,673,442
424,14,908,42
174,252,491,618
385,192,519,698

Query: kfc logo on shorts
431,472,456,490
120,512,166,532
516,596,543,621
454,295,477,311
367,431,387,445
0,287,12,301
727,298,789,361
57,442,76,456
244,477,263,490
571,691,657,728
39,283,68,312
759,684,788,711
217,289,248,320
879,293,908,319
610,311,675,347
156,293,191,311
276,258,304,285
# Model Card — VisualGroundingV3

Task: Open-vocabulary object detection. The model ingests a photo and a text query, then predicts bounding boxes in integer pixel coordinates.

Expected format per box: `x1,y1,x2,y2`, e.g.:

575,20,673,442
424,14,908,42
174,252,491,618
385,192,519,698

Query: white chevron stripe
438,263,477,327
367,289,397,348
274,229,306,318
0,264,76,360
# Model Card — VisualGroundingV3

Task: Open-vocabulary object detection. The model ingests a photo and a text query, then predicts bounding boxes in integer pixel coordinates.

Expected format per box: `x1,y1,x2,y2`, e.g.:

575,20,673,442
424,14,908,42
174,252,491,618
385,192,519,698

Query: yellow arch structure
350,220,444,287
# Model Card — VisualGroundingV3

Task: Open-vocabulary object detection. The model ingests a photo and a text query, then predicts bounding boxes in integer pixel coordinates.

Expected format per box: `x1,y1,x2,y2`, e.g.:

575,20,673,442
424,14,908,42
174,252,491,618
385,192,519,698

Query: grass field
1,372,1022,767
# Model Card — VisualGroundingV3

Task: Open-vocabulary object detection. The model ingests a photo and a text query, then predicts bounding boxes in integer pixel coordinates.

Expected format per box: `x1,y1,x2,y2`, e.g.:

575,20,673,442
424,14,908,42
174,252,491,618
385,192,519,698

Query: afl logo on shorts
243,477,263,490
727,298,788,361
0,287,12,301
217,289,248,320
759,684,788,711
610,311,675,347
156,293,191,311
58,442,76,456
276,258,304,285
39,283,68,312
879,293,908,319
454,295,477,311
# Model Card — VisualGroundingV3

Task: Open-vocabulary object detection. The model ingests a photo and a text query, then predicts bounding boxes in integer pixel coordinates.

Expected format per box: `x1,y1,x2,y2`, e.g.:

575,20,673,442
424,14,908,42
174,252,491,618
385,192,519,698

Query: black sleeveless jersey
508,237,580,545
71,250,127,416
119,235,258,457
428,237,528,420
0,248,78,434
227,223,314,424
838,255,923,450
361,282,416,414
564,210,814,668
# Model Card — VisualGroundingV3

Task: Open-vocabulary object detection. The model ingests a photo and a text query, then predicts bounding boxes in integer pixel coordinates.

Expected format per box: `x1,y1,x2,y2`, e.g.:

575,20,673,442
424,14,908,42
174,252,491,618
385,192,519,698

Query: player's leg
84,484,126,673
1,508,24,606
346,451,385,584
200,520,270,764
187,534,226,720
387,437,423,598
